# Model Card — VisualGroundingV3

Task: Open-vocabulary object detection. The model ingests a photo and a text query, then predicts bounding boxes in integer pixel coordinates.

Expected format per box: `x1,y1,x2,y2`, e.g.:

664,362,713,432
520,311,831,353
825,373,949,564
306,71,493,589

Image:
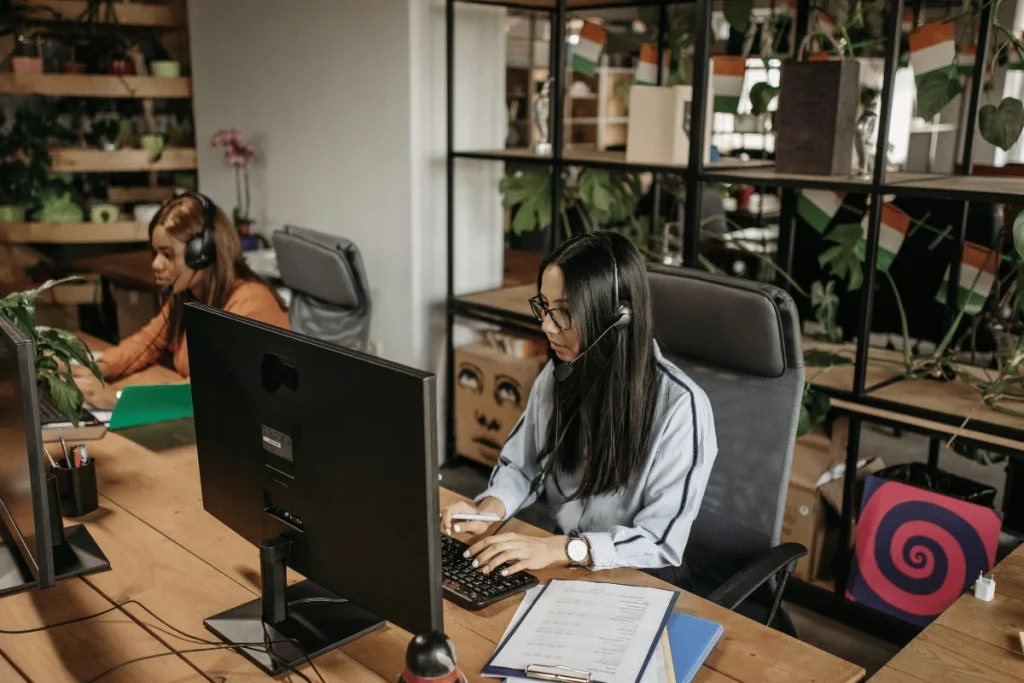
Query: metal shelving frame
445,0,1021,641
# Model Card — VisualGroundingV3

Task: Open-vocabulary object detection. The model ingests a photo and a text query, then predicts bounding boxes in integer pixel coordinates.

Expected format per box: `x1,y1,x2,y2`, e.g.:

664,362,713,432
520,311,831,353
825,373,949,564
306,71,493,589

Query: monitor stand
204,536,385,676
0,475,110,596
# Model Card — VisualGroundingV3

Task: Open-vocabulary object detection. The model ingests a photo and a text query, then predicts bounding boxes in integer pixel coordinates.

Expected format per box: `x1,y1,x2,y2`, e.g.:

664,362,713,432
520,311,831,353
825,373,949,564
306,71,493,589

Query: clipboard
482,579,678,683
108,384,194,430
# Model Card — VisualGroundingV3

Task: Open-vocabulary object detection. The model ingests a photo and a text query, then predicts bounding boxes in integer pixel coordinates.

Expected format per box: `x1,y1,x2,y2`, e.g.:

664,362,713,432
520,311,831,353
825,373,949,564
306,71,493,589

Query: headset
149,191,218,272
553,233,633,382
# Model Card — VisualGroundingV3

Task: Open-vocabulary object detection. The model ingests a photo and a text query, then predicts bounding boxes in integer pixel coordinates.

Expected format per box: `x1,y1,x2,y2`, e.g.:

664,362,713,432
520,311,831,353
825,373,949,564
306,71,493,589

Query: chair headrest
648,264,802,378
272,225,362,309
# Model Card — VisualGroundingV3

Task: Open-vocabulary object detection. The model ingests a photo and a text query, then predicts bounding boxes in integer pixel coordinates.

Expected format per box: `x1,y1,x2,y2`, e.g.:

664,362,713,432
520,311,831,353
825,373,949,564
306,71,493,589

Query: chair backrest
648,265,804,584
272,225,372,352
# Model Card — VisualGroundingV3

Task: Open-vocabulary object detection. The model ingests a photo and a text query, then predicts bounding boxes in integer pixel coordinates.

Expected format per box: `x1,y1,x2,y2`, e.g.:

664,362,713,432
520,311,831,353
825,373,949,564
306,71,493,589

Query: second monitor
185,303,442,675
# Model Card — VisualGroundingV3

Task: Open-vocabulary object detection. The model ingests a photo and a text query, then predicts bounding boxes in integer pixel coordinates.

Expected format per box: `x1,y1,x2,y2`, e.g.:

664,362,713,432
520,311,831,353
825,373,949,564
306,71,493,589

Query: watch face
567,538,588,563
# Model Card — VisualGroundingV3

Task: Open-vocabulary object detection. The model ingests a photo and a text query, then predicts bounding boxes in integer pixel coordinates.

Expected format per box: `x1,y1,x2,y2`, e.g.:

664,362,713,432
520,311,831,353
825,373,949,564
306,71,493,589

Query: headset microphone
553,315,628,382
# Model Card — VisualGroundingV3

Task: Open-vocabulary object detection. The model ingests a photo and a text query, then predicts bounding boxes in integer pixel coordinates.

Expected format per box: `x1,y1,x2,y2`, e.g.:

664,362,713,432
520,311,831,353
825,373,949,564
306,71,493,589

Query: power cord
1,597,329,683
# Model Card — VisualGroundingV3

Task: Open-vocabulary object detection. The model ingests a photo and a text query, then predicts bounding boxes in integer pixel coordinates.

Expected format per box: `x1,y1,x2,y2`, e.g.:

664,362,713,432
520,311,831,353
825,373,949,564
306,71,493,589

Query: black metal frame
445,0,1018,639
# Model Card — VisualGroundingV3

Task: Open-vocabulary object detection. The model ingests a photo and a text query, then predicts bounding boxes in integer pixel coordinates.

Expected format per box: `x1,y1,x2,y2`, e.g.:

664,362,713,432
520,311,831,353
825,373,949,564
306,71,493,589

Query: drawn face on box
457,362,525,454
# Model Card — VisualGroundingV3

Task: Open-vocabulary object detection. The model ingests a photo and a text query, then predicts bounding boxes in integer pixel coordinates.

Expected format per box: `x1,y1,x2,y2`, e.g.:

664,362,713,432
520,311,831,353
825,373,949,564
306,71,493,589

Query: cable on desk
0,597,327,683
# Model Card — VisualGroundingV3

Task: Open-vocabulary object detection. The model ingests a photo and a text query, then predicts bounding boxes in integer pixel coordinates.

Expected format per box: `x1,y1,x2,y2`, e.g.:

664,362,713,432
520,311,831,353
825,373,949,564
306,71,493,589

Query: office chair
272,225,372,352
648,264,806,632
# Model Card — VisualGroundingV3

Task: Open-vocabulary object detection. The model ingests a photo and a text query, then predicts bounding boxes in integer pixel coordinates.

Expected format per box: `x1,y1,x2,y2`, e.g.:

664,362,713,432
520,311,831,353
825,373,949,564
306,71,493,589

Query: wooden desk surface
72,250,157,291
869,544,1024,682
8,335,864,683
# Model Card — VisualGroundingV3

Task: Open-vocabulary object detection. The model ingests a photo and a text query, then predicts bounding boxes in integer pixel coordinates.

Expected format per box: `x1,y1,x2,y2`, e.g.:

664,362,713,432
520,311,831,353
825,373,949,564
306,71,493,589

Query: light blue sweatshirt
476,341,718,570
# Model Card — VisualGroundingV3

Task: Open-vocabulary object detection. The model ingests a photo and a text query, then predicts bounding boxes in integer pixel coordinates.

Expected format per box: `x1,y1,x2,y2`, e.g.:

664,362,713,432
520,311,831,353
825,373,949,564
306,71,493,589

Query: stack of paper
486,580,722,683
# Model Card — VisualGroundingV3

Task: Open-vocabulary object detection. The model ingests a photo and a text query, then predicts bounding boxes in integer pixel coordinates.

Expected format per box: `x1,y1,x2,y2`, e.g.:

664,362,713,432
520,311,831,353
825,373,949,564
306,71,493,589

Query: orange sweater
101,280,290,380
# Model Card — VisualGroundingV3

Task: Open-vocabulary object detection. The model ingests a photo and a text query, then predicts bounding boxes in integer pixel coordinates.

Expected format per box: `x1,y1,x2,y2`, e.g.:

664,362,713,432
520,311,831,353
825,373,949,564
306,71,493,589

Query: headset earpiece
182,192,217,271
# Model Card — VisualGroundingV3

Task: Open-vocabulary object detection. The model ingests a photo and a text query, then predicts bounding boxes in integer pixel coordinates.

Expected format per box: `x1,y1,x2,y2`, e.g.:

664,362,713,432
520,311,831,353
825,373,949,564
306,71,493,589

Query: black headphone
592,233,632,330
150,191,217,271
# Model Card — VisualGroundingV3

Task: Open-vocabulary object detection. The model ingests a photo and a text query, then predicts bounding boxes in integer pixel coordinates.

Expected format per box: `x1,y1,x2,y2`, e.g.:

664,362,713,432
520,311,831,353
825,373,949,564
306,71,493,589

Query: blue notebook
665,611,724,683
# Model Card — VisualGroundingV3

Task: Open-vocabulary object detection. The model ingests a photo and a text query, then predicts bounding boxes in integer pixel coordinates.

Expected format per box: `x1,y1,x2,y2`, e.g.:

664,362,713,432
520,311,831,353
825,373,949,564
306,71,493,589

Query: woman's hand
465,533,570,577
440,497,506,536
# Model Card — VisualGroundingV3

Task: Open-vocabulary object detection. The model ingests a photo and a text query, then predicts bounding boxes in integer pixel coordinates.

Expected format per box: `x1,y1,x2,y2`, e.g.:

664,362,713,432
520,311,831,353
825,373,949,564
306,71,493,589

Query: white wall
187,0,505,371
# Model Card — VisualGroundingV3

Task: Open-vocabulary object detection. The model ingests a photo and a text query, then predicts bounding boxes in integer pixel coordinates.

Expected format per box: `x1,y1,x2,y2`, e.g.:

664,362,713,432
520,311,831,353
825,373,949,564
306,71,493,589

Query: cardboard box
782,430,885,582
626,84,713,167
112,285,160,341
454,343,546,467
776,60,860,175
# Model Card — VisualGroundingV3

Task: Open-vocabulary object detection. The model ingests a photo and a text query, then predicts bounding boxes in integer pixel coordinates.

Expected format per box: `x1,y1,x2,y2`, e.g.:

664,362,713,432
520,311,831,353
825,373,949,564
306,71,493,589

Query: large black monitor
185,303,442,675
0,315,108,594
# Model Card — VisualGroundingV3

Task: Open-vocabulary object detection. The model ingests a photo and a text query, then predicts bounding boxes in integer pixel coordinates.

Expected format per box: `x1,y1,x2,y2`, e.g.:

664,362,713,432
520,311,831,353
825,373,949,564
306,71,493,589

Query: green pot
0,205,26,222
150,60,181,78
140,134,165,152
90,204,121,223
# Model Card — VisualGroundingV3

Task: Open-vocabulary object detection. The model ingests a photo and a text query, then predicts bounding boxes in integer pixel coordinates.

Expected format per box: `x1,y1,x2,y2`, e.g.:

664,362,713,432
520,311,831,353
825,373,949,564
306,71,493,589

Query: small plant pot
0,205,27,222
139,134,165,152
11,56,43,75
90,204,121,223
61,61,87,74
149,60,181,78
107,59,136,76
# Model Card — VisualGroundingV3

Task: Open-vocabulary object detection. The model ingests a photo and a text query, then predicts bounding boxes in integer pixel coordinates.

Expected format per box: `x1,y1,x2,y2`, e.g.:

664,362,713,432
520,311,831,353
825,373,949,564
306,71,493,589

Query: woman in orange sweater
83,193,289,382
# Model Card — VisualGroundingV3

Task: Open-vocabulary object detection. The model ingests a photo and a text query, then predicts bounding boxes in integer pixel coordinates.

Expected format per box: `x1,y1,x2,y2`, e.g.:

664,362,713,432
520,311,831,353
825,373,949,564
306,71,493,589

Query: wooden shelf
107,186,176,203
0,74,191,98
50,147,197,173
459,0,645,7
884,173,1024,203
0,221,148,244
803,337,906,394
13,0,185,27
455,148,775,173
457,284,535,320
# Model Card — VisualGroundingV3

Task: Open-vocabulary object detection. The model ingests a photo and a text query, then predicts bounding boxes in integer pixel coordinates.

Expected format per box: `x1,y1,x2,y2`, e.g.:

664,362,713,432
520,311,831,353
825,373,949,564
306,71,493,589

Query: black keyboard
39,391,98,425
441,534,537,610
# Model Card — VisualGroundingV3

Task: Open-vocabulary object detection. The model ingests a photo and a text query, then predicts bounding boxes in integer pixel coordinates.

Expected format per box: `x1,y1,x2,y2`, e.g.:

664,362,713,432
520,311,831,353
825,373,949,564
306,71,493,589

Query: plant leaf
826,223,866,248
723,0,753,33
1014,210,1024,261
749,82,780,116
804,349,852,367
797,403,812,437
979,97,1024,152
915,65,963,121
46,372,84,427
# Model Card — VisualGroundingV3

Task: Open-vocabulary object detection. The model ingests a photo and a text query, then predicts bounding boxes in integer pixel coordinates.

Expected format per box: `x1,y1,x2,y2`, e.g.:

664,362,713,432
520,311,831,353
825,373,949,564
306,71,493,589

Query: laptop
39,390,107,442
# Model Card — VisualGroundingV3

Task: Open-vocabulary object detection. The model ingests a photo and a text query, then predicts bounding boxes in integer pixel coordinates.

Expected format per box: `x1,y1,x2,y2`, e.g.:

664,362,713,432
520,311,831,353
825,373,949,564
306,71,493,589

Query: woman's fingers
501,561,529,577
440,501,477,536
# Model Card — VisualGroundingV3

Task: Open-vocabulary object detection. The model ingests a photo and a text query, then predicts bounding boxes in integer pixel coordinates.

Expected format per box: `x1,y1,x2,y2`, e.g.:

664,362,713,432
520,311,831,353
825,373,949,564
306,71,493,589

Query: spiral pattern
847,478,1001,627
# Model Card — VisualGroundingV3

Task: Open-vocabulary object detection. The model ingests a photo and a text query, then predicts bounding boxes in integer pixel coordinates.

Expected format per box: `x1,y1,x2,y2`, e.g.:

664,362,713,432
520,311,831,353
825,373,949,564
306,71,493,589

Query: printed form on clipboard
482,580,678,683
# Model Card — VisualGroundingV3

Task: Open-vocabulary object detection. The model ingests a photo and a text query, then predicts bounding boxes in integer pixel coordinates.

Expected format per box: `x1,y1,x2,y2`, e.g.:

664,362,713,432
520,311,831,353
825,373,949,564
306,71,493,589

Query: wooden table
869,543,1024,682
0,334,864,682
71,251,157,292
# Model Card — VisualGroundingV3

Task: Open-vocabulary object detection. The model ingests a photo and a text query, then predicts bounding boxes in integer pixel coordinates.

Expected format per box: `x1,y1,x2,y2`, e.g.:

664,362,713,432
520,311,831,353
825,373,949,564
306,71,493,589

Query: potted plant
0,279,103,425
10,32,44,74
211,129,258,247
92,115,121,150
0,105,71,222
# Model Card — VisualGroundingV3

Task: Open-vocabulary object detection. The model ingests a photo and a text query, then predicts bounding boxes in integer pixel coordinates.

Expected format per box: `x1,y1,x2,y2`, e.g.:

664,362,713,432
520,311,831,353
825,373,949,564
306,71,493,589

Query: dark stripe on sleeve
654,362,701,547
613,534,646,547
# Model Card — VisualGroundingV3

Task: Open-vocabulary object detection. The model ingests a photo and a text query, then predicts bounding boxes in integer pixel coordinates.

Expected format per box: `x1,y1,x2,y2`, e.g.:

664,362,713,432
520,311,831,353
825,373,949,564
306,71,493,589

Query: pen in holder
51,459,99,518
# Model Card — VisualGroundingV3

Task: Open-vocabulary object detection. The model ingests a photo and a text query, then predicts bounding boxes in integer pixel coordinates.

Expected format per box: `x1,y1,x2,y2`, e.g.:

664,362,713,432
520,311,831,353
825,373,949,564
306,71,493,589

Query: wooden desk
8,335,864,683
71,251,157,292
870,544,1024,682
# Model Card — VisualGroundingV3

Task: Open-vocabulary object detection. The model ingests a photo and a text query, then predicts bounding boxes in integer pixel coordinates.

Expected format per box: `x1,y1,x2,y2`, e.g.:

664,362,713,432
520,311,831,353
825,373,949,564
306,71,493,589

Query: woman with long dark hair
76,194,288,384
441,232,717,577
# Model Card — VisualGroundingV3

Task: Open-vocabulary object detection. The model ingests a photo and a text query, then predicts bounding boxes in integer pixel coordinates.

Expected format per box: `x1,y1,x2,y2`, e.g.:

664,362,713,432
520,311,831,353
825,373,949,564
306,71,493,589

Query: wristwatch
566,531,590,566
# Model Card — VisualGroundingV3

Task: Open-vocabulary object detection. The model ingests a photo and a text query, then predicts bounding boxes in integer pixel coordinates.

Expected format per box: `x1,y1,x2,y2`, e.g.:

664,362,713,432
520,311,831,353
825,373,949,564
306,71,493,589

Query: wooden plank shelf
13,0,185,27
107,185,176,203
0,74,191,98
50,147,197,173
0,221,148,244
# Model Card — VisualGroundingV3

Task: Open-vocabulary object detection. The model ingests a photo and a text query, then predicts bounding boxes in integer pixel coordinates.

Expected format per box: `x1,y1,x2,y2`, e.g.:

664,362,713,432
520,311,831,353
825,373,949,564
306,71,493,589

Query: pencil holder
51,460,99,518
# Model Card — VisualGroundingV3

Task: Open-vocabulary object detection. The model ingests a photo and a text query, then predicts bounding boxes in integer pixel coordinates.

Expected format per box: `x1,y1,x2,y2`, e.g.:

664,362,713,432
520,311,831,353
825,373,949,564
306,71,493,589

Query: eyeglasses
529,296,573,331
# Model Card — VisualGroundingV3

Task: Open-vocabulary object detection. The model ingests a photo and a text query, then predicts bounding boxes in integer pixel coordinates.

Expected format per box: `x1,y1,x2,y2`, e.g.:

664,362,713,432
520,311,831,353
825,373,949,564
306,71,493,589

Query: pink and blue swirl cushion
847,475,1002,627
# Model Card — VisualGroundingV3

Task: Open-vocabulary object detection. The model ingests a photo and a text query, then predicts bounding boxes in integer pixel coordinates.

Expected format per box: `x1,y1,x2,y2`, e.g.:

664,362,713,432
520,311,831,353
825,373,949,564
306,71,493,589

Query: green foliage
951,441,1007,466
723,0,754,34
749,82,780,116
0,104,75,209
1013,210,1024,260
638,5,696,85
811,280,841,343
804,349,853,368
818,223,864,291
798,386,831,437
0,279,103,426
979,97,1024,152
577,170,643,226
915,65,963,121
499,167,553,235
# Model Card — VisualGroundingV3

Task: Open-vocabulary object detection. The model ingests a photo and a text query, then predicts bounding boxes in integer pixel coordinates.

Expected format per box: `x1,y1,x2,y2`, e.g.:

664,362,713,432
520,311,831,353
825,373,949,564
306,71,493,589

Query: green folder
108,384,194,430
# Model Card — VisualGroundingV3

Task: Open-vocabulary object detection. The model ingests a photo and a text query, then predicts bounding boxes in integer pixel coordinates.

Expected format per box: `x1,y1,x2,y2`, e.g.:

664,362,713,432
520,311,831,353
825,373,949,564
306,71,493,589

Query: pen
42,445,58,469
59,436,72,469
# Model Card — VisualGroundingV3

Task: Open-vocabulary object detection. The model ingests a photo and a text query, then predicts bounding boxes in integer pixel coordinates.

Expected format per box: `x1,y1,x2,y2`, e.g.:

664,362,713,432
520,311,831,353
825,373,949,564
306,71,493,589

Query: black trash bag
875,462,997,508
